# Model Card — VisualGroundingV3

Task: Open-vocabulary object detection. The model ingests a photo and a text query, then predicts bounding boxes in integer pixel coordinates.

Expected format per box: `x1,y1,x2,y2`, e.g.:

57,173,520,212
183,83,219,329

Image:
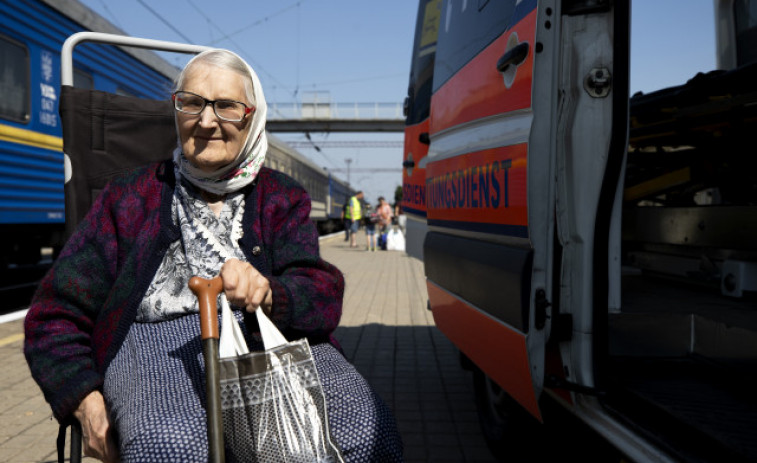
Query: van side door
423,0,550,419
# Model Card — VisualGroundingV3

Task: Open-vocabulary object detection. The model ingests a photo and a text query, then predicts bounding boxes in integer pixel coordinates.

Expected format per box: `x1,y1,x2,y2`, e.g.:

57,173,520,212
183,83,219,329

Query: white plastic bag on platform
386,227,405,252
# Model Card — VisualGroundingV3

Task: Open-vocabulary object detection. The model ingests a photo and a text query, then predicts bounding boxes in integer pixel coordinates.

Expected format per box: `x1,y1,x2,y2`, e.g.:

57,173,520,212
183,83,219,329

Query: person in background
341,200,351,242
363,203,378,252
24,49,402,463
377,196,393,233
347,190,364,248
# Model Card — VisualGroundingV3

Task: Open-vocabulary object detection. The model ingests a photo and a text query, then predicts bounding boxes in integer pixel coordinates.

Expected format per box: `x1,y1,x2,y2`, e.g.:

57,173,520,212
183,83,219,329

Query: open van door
422,0,548,421
411,0,627,450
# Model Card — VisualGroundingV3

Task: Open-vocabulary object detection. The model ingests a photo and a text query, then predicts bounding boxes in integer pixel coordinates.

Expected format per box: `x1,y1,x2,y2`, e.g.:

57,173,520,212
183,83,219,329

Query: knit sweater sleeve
23,185,122,422
257,172,344,340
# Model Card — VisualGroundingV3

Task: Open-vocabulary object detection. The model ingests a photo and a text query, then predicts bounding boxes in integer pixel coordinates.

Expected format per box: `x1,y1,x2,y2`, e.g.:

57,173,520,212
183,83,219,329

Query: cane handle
189,276,224,340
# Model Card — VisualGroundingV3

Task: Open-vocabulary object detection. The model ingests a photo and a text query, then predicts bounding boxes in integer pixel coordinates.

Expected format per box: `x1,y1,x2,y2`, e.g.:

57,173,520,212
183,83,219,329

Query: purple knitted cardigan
24,160,344,422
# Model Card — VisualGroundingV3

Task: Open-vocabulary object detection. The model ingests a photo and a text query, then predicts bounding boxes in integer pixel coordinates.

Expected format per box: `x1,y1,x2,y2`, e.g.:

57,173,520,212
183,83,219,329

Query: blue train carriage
0,0,177,267
264,133,354,235
327,174,353,232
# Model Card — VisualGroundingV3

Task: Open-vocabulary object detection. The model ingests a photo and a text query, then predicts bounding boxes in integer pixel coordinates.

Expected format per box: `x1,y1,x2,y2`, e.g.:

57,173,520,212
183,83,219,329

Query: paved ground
0,231,498,462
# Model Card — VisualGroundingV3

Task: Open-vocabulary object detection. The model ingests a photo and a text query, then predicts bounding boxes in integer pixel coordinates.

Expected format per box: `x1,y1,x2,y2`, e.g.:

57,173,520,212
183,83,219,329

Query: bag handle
256,306,288,349
220,294,249,358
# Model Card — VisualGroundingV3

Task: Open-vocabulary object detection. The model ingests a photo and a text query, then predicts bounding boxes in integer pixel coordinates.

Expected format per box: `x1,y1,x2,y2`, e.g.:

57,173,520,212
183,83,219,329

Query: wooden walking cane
189,276,226,463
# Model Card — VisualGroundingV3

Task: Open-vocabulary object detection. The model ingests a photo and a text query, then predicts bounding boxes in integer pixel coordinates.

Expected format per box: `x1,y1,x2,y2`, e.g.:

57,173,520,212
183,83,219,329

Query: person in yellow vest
347,191,364,248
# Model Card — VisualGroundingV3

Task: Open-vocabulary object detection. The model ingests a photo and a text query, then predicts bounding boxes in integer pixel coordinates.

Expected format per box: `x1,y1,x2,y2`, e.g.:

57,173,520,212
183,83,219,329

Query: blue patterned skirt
104,312,403,462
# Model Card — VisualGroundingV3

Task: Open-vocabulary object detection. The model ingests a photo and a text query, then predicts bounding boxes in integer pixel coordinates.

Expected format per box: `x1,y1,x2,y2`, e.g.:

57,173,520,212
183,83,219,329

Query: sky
76,0,717,205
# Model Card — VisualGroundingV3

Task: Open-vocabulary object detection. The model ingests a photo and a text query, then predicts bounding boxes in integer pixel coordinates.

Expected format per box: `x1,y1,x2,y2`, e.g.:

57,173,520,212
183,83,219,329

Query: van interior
605,52,757,462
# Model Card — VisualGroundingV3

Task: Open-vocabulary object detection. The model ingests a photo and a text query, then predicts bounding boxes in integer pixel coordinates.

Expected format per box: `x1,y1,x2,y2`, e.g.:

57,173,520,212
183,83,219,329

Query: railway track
0,263,51,317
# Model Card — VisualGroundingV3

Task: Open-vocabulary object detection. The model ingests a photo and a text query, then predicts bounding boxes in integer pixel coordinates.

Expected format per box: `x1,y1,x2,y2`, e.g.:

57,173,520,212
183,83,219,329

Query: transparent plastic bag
218,297,343,462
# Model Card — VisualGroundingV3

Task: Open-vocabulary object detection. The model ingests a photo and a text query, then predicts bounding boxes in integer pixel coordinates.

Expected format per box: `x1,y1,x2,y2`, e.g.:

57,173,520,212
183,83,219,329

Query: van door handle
496,42,529,73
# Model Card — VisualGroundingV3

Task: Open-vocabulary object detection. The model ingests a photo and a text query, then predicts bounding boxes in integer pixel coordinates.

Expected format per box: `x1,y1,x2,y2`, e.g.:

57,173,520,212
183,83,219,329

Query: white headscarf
173,49,268,195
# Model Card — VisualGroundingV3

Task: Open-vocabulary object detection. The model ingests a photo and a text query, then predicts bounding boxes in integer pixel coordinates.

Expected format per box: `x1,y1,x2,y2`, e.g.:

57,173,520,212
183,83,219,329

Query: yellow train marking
0,123,63,151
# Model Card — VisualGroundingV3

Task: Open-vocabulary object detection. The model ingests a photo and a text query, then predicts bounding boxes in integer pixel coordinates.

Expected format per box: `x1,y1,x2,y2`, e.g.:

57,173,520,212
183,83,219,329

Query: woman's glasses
172,91,253,122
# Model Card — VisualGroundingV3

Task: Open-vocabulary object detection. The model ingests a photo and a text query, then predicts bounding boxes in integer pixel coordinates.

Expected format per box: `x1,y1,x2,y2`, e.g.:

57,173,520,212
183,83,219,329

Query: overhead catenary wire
136,0,194,44
303,133,338,169
97,0,124,29
177,1,343,173
287,141,403,149
305,72,407,89
183,0,298,106
129,1,394,182
206,1,306,46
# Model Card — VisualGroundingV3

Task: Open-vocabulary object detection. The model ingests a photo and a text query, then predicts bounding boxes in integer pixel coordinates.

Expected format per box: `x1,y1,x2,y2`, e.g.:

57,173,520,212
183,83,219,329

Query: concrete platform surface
0,231,497,462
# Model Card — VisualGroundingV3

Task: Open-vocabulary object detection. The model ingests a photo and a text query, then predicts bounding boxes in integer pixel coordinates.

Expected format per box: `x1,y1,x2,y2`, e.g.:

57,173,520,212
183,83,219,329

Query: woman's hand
73,390,120,463
220,259,273,315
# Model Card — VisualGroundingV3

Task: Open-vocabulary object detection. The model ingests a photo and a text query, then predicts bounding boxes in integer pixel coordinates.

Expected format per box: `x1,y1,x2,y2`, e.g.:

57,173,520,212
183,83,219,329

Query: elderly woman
24,49,403,462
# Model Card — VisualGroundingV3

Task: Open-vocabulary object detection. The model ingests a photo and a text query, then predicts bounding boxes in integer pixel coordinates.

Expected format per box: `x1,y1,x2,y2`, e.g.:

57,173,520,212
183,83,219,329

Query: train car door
420,0,625,429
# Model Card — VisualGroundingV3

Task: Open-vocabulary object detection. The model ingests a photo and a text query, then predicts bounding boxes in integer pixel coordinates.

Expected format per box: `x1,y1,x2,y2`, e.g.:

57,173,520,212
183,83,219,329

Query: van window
433,0,517,92
0,36,30,122
406,0,441,125
734,0,757,66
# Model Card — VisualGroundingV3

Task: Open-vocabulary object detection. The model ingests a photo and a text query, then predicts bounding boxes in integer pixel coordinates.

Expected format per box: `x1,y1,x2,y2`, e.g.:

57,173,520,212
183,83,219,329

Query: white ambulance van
403,1,757,461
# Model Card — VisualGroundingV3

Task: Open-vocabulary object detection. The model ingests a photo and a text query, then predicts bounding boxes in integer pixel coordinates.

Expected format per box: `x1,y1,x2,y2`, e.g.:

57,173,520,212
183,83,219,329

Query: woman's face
177,62,251,172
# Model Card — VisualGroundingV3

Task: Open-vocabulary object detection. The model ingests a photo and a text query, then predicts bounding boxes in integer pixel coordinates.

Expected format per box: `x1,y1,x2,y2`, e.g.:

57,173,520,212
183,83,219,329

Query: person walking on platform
377,196,393,233
347,191,364,248
363,203,378,251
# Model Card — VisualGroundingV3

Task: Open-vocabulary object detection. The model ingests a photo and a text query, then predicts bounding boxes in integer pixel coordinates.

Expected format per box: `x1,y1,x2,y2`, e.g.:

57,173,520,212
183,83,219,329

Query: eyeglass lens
174,92,247,121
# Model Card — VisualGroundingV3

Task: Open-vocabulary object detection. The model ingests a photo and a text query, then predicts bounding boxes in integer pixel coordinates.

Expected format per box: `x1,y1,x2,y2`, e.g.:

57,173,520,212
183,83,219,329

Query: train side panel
263,134,353,234
0,0,175,265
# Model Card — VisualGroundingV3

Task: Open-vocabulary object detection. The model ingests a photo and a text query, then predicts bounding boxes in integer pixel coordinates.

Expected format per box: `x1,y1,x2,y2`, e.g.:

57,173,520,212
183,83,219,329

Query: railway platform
0,230,498,463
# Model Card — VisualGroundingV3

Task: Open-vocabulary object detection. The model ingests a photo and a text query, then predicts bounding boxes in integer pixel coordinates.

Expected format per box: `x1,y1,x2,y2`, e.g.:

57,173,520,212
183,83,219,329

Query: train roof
267,132,331,175
40,0,181,80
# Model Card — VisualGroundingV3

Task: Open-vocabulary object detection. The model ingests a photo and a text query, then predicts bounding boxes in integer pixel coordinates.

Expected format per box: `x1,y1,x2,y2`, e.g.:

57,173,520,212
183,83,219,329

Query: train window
433,0,517,92
73,68,94,89
407,0,441,125
0,36,30,122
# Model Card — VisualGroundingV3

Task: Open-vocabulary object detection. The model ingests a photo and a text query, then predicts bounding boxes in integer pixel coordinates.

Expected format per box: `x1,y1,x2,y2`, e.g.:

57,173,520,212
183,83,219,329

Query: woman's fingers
220,259,272,313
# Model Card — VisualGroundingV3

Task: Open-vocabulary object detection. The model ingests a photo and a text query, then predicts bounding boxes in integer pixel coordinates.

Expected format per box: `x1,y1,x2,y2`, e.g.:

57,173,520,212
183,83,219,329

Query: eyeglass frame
172,90,254,122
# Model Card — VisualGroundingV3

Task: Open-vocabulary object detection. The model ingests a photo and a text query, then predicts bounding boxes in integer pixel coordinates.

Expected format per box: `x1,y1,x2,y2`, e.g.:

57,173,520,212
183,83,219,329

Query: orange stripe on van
428,280,542,420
